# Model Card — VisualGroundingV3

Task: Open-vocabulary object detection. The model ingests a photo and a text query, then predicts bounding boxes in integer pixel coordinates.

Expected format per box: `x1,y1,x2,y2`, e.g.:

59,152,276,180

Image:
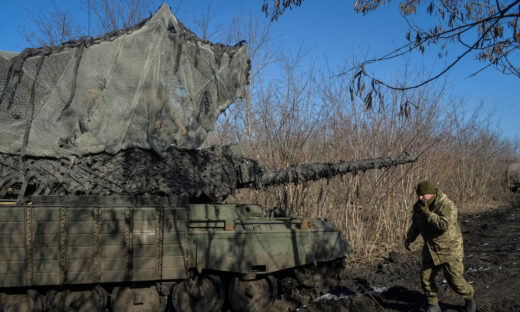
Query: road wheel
0,291,43,312
111,286,162,312
171,274,224,312
294,265,324,288
228,275,277,312
46,286,106,312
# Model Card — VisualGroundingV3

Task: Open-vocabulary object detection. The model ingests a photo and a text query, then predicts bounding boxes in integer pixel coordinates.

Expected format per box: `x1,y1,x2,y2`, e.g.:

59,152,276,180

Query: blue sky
1,0,518,140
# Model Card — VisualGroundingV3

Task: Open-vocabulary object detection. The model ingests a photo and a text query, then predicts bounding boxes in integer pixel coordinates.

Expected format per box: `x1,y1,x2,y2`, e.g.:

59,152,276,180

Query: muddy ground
271,195,520,312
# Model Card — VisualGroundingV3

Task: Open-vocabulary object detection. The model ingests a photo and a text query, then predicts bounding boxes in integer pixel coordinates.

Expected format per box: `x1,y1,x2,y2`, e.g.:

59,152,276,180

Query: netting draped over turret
0,4,249,158
0,4,418,202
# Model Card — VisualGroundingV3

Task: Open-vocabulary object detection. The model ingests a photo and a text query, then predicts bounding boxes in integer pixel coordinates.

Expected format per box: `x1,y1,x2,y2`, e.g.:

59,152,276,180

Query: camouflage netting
0,4,418,202
0,146,254,202
0,4,251,201
0,4,249,158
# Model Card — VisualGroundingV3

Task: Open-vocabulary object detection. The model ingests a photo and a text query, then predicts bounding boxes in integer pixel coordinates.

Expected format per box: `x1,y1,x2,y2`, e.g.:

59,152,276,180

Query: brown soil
271,195,520,312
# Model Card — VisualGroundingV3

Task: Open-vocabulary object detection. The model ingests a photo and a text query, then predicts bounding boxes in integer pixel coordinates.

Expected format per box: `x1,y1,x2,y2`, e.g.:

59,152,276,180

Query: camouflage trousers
421,257,474,304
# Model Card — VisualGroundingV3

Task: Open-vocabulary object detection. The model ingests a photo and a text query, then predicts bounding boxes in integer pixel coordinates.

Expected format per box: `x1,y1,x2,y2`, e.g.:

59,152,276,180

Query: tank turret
0,145,417,202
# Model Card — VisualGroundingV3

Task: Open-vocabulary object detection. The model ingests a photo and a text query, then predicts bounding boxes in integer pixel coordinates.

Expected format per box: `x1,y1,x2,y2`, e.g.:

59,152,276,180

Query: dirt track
272,195,520,312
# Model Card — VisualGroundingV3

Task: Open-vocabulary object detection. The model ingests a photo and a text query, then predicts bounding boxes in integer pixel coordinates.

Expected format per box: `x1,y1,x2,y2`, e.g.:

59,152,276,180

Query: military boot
465,297,476,312
426,302,441,312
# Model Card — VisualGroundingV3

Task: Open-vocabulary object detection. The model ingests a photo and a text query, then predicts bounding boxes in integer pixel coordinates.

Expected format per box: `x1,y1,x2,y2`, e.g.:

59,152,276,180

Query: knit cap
416,181,435,195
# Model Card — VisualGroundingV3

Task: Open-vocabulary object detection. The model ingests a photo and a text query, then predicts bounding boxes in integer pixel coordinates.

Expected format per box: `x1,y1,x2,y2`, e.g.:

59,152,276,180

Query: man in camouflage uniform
405,181,476,312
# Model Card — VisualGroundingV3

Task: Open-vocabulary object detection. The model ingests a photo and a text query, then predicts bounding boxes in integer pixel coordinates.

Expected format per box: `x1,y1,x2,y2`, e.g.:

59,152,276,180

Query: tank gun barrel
240,152,418,188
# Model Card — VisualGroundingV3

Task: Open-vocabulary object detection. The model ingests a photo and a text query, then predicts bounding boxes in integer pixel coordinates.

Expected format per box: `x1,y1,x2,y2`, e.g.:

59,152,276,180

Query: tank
0,151,417,312
0,4,419,312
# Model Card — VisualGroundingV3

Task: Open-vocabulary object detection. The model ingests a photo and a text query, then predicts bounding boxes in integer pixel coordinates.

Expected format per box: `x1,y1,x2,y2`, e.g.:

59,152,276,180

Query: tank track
0,259,345,312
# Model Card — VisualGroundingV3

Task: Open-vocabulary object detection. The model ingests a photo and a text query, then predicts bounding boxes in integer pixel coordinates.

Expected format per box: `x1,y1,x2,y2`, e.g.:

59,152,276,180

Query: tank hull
0,196,351,311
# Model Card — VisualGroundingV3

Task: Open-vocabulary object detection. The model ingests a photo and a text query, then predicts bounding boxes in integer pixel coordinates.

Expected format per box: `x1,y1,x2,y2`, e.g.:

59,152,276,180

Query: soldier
405,181,476,312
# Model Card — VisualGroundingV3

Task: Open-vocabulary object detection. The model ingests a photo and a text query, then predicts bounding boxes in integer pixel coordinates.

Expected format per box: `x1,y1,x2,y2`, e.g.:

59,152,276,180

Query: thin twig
358,283,387,312
340,0,520,90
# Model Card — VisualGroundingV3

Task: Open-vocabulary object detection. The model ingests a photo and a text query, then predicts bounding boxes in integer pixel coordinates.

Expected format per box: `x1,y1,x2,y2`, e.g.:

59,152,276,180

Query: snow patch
312,287,388,302
466,266,491,273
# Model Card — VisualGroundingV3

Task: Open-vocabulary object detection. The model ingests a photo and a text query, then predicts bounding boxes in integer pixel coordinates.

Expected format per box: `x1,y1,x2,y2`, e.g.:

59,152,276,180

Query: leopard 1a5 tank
0,151,417,312
0,4,419,312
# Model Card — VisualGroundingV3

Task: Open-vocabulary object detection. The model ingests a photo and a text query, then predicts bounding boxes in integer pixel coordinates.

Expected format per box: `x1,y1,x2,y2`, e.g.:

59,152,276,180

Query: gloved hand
405,240,412,251
414,200,430,214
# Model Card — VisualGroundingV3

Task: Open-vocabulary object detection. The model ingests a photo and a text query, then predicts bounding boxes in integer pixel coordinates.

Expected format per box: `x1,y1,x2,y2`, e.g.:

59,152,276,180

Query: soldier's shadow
380,286,461,312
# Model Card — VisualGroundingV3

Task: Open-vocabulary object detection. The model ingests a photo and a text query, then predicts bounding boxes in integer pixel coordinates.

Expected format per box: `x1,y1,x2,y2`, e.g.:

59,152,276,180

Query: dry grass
204,36,518,260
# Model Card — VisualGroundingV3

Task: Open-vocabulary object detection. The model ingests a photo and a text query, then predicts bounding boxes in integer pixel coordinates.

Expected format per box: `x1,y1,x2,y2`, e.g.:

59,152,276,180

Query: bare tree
204,11,278,155
20,3,81,47
85,0,158,34
190,1,217,41
19,0,160,48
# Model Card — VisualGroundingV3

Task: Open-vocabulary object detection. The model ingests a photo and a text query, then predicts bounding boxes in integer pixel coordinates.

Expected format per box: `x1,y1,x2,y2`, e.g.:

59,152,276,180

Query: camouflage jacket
406,190,463,265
